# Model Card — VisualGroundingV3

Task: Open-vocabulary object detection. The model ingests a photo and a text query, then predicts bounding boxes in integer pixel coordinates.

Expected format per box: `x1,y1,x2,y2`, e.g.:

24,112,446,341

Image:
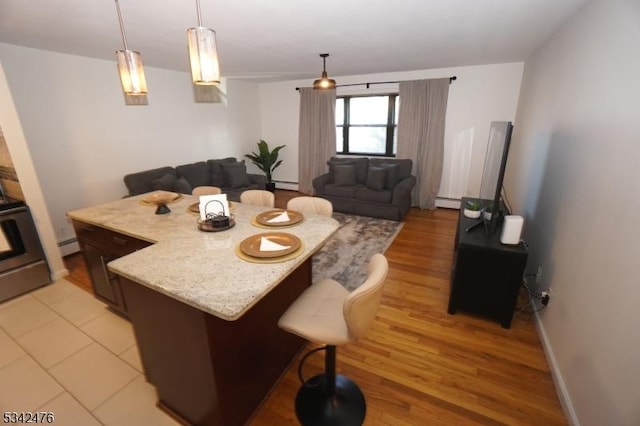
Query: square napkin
259,236,291,252
267,211,290,224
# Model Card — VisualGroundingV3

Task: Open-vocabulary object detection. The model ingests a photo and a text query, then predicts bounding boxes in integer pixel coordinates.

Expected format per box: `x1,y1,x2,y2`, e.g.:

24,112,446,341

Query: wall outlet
541,290,550,306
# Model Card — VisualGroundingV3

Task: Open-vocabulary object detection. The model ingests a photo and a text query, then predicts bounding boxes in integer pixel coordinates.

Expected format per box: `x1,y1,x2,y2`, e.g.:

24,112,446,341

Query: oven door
0,206,46,273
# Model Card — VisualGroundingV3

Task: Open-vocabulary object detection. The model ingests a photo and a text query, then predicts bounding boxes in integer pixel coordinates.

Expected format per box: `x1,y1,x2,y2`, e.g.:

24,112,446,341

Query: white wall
0,64,66,280
258,62,524,199
506,0,640,425
0,43,261,246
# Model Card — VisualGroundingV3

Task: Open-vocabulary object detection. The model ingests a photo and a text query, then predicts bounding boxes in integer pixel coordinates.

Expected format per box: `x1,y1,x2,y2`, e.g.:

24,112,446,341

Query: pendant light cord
195,0,203,26
114,0,129,50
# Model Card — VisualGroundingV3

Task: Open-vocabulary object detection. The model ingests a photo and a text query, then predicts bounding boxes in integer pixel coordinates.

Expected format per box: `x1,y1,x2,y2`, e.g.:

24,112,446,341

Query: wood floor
64,190,566,425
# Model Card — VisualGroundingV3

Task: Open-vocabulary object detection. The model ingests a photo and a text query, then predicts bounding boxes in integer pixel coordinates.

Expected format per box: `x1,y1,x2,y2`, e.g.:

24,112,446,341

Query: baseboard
51,268,69,281
533,308,580,426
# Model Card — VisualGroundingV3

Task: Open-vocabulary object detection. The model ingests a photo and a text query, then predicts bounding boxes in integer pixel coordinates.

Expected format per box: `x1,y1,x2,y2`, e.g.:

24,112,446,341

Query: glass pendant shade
188,27,220,85
313,54,336,90
116,49,147,95
114,0,147,99
313,71,336,90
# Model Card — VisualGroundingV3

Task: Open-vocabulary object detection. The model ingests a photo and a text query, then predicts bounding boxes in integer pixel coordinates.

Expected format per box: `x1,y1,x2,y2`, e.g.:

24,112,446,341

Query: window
336,94,399,156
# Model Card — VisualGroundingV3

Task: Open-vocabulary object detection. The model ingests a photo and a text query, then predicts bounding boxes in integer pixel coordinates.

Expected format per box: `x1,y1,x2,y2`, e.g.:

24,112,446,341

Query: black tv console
447,198,528,328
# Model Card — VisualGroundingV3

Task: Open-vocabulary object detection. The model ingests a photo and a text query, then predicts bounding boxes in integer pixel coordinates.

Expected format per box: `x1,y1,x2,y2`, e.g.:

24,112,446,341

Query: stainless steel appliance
0,200,50,302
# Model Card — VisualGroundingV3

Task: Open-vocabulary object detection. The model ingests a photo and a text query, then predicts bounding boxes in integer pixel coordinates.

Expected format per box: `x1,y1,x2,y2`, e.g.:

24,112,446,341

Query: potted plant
463,200,482,219
244,139,286,192
483,203,495,221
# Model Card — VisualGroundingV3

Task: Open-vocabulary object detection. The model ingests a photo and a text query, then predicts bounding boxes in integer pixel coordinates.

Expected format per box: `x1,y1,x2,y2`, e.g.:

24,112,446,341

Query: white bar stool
278,253,389,425
286,196,333,217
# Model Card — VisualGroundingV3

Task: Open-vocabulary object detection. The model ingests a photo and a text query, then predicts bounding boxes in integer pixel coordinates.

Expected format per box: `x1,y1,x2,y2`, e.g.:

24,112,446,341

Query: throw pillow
221,161,251,188
151,173,178,192
176,162,209,187
327,159,355,183
173,176,193,194
380,163,399,189
207,157,237,187
327,157,368,184
333,164,357,186
366,167,388,191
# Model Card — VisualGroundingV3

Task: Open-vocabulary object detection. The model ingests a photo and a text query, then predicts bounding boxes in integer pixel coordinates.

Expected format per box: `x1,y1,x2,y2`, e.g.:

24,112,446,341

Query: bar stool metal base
295,373,366,426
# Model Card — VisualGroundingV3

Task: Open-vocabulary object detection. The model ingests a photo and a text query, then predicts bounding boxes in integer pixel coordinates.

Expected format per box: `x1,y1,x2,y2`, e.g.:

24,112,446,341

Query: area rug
311,212,403,290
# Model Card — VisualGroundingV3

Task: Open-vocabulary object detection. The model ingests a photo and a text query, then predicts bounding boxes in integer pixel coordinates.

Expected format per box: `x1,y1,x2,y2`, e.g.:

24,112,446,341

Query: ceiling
0,0,587,82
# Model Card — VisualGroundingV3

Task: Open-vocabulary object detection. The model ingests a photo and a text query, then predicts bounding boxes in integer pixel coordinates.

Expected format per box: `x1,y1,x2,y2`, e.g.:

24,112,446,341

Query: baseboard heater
58,237,80,256
436,197,463,209
273,180,299,191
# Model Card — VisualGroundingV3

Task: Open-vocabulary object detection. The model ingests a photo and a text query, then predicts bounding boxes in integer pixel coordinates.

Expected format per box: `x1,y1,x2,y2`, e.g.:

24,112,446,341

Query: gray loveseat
123,157,265,201
312,157,416,221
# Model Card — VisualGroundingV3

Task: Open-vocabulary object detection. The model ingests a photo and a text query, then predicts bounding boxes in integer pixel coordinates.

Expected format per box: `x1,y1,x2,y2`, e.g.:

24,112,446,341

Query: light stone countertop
67,192,340,321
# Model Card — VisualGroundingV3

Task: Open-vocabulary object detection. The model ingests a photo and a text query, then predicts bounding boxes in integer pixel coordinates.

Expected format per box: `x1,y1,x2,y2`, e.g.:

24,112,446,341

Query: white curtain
298,88,336,194
396,78,450,209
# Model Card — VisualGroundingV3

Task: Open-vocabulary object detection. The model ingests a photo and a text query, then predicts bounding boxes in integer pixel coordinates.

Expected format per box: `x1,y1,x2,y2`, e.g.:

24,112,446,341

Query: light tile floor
0,279,179,426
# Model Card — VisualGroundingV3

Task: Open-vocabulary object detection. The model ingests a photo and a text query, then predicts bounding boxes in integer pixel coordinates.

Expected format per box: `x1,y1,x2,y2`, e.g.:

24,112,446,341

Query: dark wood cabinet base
119,259,311,426
448,198,528,329
71,219,151,316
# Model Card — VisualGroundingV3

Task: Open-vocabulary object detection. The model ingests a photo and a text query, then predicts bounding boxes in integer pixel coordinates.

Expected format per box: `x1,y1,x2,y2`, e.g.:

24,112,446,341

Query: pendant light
114,0,147,96
187,0,221,85
313,53,336,90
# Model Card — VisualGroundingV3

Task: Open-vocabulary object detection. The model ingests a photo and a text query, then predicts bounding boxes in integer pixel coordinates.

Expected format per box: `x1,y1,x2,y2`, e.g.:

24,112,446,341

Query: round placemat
239,232,301,258
234,242,305,264
254,210,304,227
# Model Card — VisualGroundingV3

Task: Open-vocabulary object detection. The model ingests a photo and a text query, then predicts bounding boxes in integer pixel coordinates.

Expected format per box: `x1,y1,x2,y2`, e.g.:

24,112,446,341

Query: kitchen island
67,192,340,425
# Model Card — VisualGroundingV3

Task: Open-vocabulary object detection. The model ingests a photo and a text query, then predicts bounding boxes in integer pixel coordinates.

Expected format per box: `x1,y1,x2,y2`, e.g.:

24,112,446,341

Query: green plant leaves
244,139,286,183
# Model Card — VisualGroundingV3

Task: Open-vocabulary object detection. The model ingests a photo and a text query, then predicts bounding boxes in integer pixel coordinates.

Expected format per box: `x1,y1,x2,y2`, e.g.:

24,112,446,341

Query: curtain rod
295,76,456,91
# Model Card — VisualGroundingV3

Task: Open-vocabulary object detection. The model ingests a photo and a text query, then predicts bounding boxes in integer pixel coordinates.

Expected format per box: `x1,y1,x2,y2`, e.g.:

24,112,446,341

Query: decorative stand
155,204,171,215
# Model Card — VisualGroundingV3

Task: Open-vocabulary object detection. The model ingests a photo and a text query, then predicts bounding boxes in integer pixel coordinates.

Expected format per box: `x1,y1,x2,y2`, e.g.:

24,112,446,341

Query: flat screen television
478,121,513,236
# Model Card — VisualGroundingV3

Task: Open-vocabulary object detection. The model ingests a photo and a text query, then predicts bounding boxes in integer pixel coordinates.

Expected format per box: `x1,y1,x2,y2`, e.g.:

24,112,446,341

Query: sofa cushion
369,158,412,182
355,186,393,203
150,173,193,194
151,173,178,191
176,161,210,187
223,183,263,202
380,163,399,189
333,164,357,186
328,157,368,184
174,177,193,194
207,157,237,187
324,183,358,198
221,161,251,188
124,166,177,195
365,167,387,191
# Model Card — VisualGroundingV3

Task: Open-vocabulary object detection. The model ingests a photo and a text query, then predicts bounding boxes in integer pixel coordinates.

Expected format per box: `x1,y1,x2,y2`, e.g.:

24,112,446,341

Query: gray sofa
123,157,266,201
312,157,416,221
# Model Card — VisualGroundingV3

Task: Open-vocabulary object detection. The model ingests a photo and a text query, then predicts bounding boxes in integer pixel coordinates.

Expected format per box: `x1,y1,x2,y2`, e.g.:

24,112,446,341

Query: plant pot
463,208,481,219
265,182,276,193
